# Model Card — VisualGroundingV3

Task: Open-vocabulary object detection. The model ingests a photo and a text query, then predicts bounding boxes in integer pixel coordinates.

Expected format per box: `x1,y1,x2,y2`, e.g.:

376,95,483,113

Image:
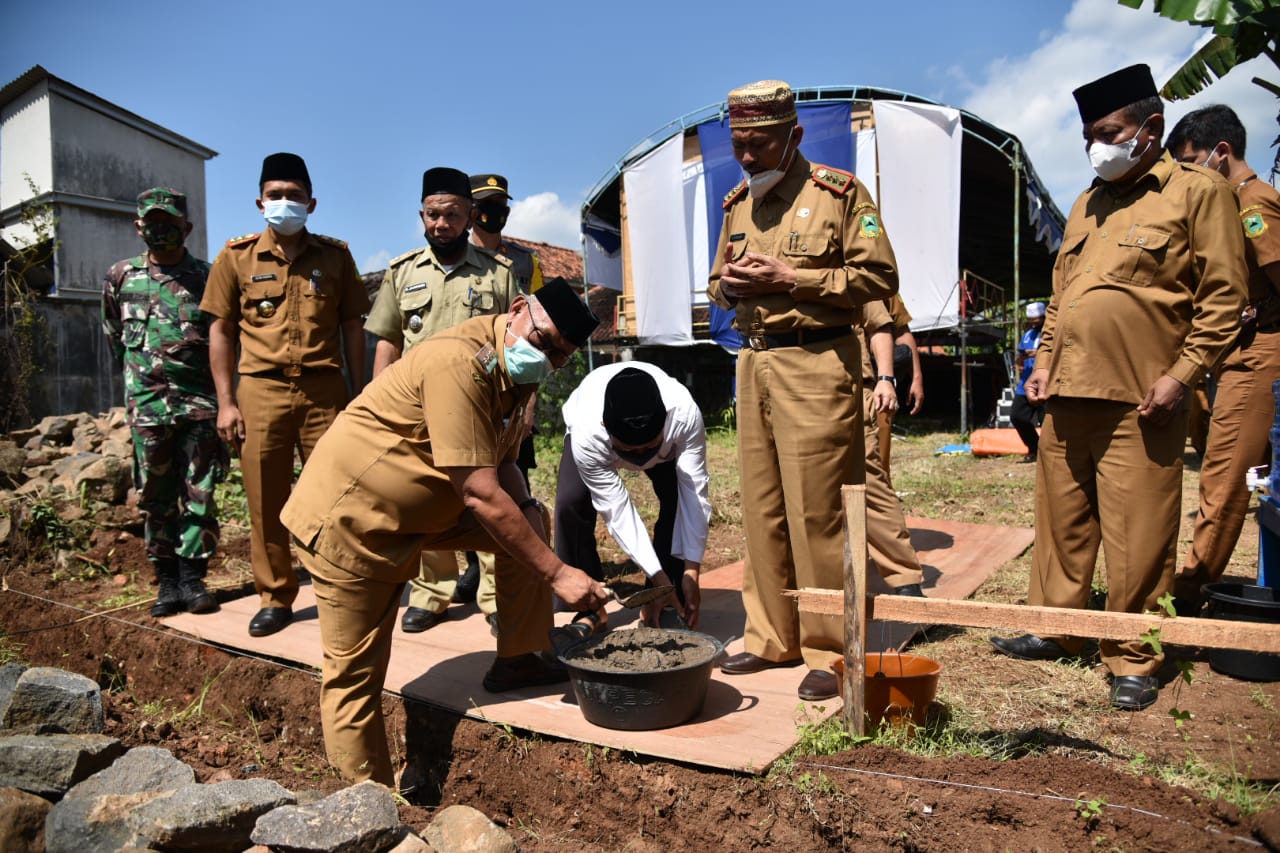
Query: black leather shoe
401,607,447,633
719,652,800,675
893,583,925,597
798,670,839,701
453,561,480,604
989,634,1071,661
482,652,570,692
248,607,292,637
1110,675,1160,711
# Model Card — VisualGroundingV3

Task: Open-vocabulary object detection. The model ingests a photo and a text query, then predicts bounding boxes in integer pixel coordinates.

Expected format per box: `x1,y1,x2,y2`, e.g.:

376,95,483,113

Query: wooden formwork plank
788,590,1280,654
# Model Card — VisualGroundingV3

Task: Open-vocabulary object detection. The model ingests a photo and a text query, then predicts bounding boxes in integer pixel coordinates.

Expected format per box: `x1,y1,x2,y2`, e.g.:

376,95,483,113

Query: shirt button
1085,266,1093,273
1100,230,1108,238
1065,339,1072,346
1070,300,1078,307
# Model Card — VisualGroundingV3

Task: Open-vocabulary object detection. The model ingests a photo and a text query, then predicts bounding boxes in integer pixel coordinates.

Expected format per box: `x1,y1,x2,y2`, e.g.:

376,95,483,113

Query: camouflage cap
137,187,187,219
727,80,797,129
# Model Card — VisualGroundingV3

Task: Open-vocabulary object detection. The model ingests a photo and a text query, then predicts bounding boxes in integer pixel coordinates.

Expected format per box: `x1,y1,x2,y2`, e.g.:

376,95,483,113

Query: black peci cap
533,278,600,349
421,167,472,201
260,152,311,194
1073,64,1159,124
603,368,666,445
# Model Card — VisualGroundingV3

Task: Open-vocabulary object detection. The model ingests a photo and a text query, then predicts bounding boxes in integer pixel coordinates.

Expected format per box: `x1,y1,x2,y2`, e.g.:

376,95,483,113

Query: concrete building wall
0,82,53,246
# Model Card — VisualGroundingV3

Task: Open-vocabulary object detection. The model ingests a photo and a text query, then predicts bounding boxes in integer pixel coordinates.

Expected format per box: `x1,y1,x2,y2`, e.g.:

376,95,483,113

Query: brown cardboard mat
165,516,1033,772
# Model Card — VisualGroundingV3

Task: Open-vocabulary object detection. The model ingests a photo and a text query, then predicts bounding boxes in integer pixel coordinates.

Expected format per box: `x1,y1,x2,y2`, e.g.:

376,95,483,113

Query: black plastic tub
1203,583,1280,682
557,628,725,730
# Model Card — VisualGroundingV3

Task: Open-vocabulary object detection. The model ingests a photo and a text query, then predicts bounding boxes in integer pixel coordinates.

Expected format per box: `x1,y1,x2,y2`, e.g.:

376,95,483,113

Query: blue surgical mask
262,199,309,236
504,334,552,385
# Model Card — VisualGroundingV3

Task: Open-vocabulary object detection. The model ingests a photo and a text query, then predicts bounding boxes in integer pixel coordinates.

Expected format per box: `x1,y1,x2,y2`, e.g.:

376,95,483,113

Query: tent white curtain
854,128,878,205
871,101,962,331
683,157,710,307
584,213,622,291
623,134,693,344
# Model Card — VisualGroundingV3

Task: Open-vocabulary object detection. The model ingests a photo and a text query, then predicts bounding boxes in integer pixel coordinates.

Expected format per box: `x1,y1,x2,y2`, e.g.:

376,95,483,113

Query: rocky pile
0,663,520,852
0,410,135,506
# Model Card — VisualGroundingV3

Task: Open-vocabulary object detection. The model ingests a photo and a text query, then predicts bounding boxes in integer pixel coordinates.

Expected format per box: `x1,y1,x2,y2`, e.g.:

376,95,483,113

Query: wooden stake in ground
840,484,867,736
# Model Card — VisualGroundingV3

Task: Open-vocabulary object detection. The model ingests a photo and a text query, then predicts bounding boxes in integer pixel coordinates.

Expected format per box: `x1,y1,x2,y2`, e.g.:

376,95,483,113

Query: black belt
252,366,341,380
740,325,853,351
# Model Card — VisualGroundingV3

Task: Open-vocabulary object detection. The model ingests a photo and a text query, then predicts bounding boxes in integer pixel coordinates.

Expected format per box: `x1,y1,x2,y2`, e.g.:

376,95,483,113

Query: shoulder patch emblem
812,166,854,195
226,233,259,247
858,213,882,239
1243,207,1267,239
312,233,349,249
475,343,498,374
723,180,747,209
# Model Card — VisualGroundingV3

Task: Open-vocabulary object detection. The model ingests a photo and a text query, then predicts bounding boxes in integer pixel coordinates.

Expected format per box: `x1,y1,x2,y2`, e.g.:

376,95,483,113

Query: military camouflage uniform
102,252,228,566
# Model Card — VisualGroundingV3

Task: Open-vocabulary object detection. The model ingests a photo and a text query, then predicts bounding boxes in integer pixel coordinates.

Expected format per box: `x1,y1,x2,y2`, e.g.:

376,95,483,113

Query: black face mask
474,201,510,234
426,229,470,260
142,221,185,254
615,445,660,466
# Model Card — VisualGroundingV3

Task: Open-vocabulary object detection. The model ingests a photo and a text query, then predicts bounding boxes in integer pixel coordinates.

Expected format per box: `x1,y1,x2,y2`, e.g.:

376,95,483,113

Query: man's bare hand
640,572,678,628
906,375,924,415
873,380,899,415
1137,375,1187,426
719,252,797,298
549,565,609,613
216,405,246,451
1024,368,1051,405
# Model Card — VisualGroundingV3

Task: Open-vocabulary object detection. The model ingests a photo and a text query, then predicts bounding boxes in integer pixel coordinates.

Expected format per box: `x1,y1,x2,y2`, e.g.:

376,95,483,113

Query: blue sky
3,0,1275,275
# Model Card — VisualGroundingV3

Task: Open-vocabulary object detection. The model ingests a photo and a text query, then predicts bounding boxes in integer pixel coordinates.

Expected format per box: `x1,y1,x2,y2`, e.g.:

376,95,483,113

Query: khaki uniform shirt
1036,152,1247,403
707,153,899,333
200,228,369,376
280,314,531,580
857,299,896,384
1237,172,1280,327
364,243,519,352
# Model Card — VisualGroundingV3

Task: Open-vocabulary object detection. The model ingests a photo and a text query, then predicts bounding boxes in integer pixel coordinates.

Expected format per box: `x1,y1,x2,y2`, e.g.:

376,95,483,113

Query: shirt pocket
399,288,432,347
1054,230,1088,283
465,284,498,316
1112,227,1170,286
120,298,150,350
242,280,286,327
780,233,831,269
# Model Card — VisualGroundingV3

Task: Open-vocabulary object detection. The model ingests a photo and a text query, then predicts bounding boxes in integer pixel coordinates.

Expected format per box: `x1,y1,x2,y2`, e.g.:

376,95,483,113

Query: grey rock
71,455,131,504
3,667,103,734
132,778,295,850
0,786,50,853
43,789,167,853
423,804,517,853
0,663,29,725
0,442,25,488
64,746,194,800
36,416,76,445
48,452,100,486
251,780,404,852
99,437,132,459
0,733,122,798
386,829,433,852
13,479,51,499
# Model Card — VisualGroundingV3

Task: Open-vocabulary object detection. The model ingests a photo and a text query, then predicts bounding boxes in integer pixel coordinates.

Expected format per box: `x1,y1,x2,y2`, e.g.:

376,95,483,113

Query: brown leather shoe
719,651,800,675
798,670,839,701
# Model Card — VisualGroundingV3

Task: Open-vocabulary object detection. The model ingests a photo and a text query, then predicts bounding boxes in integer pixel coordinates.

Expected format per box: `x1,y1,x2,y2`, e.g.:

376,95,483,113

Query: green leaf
1162,35,1248,99
1157,592,1178,617
1176,659,1195,685
1140,626,1164,655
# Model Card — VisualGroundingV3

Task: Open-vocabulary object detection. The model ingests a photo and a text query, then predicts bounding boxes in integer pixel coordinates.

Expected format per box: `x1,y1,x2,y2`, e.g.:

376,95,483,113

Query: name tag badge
405,282,428,293
251,273,277,282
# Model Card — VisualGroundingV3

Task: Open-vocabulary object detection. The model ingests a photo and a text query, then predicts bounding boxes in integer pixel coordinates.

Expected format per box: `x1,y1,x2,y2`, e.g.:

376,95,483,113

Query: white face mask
745,129,796,198
262,199,309,235
1087,120,1150,182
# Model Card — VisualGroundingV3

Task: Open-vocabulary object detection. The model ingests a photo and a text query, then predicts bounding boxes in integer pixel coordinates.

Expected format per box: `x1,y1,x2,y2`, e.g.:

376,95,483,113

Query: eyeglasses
525,311,574,367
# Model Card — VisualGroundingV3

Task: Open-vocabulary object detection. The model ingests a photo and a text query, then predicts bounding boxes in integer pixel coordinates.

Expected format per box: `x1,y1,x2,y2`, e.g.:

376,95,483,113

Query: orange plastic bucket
831,653,942,730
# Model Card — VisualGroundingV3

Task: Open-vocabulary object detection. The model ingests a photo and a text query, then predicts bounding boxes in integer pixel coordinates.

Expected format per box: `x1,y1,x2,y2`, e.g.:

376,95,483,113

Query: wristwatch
518,497,541,511
876,375,897,387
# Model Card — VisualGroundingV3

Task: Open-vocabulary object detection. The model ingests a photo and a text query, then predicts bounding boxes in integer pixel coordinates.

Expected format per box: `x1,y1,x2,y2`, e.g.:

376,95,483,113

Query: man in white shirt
555,363,711,628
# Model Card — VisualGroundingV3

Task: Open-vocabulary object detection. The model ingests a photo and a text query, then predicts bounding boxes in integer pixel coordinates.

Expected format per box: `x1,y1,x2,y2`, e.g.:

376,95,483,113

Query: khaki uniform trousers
1178,329,1280,598
1030,398,1185,677
238,371,346,609
299,504,553,786
406,550,497,616
862,392,924,589
737,336,861,672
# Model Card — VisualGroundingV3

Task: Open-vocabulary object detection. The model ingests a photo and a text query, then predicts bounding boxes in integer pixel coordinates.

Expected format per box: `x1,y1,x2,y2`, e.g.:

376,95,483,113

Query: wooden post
841,484,867,736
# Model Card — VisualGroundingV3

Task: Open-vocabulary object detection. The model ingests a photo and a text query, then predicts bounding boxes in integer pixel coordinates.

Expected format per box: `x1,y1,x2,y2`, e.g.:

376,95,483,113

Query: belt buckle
748,334,768,351
283,365,302,378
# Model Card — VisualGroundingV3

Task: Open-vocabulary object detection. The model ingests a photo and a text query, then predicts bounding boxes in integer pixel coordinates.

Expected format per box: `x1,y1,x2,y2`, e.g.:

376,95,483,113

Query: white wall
0,81,54,246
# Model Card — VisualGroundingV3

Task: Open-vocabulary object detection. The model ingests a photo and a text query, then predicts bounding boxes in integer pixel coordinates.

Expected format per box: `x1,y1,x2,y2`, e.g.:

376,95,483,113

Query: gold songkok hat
727,80,797,129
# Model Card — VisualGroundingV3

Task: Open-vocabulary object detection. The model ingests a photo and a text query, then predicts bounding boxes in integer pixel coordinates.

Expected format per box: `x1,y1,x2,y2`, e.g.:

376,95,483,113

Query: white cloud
506,191,582,248
361,249,390,275
960,0,1279,213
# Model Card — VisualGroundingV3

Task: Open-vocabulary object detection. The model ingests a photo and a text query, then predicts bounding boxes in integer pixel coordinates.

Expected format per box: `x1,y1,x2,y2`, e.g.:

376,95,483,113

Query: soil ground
2,429,1279,851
